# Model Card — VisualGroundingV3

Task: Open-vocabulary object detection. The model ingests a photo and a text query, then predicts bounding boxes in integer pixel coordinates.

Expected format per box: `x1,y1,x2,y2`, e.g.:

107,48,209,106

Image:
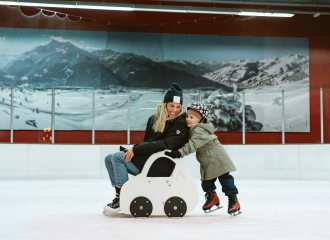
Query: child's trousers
201,172,239,196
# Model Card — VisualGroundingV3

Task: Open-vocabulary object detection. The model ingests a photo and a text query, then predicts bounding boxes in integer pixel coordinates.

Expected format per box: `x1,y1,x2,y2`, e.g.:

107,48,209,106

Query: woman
104,83,189,214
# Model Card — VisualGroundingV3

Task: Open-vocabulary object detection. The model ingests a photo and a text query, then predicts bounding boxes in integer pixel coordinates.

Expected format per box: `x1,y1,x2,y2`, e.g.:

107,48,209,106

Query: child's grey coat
178,122,237,180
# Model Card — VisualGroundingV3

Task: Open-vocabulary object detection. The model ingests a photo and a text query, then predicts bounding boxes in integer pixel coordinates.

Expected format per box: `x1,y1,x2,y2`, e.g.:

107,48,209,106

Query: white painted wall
1,144,329,180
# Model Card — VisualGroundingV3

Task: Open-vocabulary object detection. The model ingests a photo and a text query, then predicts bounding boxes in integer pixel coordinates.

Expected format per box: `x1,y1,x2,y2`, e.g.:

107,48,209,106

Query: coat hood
192,122,214,134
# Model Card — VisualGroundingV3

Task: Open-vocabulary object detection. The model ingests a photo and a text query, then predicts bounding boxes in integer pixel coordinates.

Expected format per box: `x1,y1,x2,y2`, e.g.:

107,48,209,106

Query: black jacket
131,112,189,176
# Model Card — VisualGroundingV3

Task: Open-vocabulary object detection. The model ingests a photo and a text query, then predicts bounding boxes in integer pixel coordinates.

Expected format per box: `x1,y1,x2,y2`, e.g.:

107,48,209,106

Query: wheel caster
130,197,153,218
164,197,187,218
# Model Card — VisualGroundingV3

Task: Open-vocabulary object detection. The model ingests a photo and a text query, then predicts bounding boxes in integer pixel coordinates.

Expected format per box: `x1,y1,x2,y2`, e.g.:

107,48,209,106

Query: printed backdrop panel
0,28,309,132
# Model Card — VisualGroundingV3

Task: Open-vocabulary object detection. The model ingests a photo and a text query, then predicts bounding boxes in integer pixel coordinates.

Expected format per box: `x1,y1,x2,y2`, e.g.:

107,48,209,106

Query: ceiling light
0,1,134,11
187,9,240,15
0,1,18,5
134,6,187,13
0,1,75,8
240,12,294,17
313,13,321,17
76,5,133,11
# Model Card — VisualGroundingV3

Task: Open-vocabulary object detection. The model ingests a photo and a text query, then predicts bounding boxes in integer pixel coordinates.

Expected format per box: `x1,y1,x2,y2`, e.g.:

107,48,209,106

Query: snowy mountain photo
0,40,229,90
2,40,124,88
203,54,309,89
0,53,19,68
0,29,310,132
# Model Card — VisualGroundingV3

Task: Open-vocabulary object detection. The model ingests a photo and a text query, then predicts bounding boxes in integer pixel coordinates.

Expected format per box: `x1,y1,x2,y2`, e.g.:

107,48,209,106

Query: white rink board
0,144,330,180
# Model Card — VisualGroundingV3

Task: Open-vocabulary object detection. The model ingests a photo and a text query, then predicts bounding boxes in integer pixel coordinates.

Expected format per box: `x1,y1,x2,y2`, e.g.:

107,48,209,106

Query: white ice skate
104,205,121,215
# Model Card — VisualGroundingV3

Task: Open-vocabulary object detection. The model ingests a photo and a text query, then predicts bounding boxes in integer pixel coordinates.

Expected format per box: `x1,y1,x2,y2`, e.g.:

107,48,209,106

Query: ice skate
203,190,223,213
104,197,121,215
103,187,121,215
227,194,242,216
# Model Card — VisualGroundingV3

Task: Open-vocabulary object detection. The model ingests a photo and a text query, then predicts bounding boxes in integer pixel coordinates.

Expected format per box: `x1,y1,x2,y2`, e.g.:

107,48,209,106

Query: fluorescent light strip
77,5,133,11
0,1,18,5
0,1,294,17
240,12,294,17
134,7,187,13
188,10,240,15
0,1,134,10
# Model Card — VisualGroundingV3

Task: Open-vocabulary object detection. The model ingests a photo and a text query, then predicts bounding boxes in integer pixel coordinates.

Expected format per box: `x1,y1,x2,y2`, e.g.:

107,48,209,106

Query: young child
165,102,241,215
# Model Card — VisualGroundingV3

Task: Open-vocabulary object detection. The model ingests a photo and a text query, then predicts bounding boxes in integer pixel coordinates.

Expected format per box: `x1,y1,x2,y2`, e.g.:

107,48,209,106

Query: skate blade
204,205,223,213
104,211,119,216
104,206,121,215
230,210,242,216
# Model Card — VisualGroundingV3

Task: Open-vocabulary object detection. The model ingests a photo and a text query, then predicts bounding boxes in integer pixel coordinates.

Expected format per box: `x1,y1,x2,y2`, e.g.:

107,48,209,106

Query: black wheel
130,197,153,218
164,197,187,218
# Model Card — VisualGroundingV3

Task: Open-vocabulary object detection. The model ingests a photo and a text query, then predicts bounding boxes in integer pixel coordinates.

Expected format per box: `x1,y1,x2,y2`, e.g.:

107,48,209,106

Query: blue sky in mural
162,34,309,61
0,28,107,55
106,32,309,61
0,28,308,61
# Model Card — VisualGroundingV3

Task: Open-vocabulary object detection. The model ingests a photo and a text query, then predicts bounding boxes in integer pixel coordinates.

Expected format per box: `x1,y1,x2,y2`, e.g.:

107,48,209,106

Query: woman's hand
123,148,134,162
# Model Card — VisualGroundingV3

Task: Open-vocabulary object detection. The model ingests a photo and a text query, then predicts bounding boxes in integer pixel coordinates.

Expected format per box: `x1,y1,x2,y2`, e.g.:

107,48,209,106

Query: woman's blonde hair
153,103,184,133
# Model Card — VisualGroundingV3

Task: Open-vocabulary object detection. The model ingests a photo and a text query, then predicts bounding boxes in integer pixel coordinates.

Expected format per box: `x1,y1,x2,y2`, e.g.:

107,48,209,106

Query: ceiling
9,0,330,25
39,0,330,16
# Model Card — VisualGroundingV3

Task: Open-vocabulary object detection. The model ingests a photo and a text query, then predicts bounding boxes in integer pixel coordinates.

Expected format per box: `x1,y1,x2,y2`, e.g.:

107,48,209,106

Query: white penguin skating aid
106,150,199,218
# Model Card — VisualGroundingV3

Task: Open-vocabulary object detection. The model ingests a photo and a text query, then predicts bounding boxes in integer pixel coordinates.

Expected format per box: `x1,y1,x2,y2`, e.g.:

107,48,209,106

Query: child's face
186,112,200,127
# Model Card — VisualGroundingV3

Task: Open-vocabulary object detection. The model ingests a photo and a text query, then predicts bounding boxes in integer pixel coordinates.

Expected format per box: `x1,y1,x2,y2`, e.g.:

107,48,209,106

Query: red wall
1,5,330,145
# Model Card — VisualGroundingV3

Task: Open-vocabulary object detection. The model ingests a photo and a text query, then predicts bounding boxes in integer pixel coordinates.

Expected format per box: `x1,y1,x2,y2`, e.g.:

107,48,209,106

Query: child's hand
165,150,181,159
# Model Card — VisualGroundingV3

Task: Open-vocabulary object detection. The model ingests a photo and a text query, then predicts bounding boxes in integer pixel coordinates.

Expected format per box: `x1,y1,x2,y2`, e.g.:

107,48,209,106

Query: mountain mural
0,36,309,133
203,54,309,89
0,68,6,79
0,40,228,90
96,50,230,90
1,40,124,88
0,40,308,91
0,53,19,69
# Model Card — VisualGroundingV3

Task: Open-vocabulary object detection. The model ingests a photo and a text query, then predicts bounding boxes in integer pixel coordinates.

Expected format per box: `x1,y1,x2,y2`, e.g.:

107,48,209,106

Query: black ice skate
227,194,242,216
103,188,121,215
203,190,223,213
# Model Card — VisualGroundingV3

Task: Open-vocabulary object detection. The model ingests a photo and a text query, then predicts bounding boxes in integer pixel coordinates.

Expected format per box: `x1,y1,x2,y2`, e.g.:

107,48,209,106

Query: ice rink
1,179,329,240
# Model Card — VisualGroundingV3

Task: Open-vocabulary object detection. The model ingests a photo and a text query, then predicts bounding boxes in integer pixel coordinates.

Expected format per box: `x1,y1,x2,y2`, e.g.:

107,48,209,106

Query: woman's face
166,102,182,118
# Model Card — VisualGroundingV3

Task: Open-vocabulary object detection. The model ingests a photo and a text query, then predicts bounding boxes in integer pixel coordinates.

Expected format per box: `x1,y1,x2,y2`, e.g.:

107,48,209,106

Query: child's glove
165,150,181,159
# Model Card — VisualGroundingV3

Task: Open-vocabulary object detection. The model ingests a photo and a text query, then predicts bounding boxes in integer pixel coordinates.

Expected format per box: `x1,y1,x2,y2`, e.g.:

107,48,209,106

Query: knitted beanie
163,83,183,105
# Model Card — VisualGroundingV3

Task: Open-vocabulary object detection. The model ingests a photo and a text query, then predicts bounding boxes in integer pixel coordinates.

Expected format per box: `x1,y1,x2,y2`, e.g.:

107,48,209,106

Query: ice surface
0,179,329,240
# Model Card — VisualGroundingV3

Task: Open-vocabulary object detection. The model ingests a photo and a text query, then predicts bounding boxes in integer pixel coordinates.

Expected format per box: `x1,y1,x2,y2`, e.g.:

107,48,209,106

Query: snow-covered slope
0,53,19,69
2,40,124,88
203,54,309,89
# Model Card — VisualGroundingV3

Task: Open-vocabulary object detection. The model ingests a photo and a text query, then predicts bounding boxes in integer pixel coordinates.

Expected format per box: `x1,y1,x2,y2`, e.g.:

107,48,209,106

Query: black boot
107,187,121,209
103,187,121,214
